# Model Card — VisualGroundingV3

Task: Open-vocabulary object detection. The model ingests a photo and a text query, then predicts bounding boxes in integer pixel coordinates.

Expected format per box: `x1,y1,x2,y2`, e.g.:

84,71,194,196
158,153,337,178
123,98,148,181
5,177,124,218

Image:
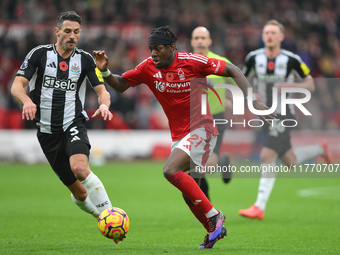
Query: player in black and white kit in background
11,11,114,225
239,20,332,220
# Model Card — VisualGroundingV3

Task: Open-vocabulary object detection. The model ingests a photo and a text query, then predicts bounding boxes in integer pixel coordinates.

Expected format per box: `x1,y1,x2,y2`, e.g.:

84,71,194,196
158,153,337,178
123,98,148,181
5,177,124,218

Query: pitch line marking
297,186,340,200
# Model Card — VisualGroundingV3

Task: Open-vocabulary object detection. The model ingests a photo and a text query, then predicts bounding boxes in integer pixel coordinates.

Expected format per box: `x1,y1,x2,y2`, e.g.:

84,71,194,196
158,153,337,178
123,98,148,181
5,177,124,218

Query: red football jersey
122,52,226,141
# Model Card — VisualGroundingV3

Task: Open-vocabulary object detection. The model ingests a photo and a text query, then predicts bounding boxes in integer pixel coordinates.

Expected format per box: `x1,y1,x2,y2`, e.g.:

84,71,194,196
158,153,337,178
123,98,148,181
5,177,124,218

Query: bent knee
163,166,176,179
71,162,89,181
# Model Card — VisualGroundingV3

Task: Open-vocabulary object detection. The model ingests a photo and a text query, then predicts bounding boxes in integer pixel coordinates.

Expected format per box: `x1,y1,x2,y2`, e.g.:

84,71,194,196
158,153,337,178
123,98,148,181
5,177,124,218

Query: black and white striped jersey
16,44,104,134
243,48,310,117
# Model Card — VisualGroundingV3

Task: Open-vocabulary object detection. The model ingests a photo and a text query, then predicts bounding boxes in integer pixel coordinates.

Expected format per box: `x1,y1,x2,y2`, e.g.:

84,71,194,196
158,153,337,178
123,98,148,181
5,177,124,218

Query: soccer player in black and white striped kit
239,20,332,220
11,11,114,226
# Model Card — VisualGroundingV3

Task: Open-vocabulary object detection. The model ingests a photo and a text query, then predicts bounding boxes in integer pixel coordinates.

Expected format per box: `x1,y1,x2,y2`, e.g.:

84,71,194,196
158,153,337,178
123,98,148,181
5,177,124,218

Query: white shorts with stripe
171,127,217,169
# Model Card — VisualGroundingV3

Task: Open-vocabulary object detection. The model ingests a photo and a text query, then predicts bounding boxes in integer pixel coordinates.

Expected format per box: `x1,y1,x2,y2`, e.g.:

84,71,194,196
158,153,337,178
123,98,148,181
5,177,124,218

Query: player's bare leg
68,180,100,218
280,148,297,166
70,154,112,216
290,142,332,165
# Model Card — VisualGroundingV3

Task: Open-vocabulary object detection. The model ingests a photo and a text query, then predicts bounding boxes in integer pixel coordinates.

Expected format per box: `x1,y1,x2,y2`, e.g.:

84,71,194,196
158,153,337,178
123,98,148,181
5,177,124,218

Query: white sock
81,172,112,214
293,145,324,164
255,162,276,211
71,193,100,218
205,207,219,218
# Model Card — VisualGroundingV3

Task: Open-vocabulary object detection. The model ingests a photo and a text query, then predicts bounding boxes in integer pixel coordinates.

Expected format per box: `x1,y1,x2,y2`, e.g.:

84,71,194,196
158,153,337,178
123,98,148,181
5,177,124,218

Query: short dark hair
56,11,82,29
150,26,177,44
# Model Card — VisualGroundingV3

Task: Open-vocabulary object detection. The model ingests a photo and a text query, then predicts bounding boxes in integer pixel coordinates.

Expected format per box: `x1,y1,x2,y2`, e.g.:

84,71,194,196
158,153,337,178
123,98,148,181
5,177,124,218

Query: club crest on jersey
166,72,174,82
70,64,80,74
178,68,185,80
277,63,285,70
60,61,68,71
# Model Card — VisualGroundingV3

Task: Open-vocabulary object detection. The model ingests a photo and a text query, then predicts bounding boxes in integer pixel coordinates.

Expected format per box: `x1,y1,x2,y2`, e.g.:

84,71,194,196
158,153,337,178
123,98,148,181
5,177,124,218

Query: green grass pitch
0,161,339,254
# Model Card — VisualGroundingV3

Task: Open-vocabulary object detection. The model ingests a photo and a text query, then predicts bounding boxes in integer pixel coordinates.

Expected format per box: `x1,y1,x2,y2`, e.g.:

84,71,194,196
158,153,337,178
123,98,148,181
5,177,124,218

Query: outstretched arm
277,75,315,92
93,50,131,93
92,84,113,121
10,76,36,120
221,62,276,122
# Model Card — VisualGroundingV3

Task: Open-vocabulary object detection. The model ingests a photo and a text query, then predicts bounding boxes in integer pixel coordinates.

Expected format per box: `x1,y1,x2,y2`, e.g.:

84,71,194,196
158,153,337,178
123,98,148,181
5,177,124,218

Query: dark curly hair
150,26,177,43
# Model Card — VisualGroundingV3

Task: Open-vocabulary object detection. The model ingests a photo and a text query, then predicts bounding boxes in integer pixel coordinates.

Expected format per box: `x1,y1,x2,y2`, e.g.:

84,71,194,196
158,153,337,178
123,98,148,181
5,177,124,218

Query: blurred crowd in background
0,0,339,131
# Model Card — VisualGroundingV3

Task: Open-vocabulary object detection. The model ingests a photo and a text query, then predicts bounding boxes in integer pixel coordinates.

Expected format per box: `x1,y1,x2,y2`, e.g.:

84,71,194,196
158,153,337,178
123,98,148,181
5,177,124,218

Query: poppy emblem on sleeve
60,62,68,71
166,72,174,82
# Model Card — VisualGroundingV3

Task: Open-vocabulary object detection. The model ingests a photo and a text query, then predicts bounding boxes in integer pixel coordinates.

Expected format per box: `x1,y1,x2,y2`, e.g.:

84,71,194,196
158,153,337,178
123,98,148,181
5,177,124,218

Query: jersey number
186,134,204,149
70,127,81,142
268,121,285,137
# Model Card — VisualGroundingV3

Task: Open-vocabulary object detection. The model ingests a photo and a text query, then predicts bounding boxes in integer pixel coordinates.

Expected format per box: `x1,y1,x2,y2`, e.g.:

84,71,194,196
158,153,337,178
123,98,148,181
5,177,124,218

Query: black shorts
263,117,295,158
213,112,226,155
37,120,91,186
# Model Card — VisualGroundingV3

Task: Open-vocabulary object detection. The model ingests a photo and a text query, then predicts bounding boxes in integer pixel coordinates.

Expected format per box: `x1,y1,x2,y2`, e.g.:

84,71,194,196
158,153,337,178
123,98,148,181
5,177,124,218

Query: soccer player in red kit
93,26,274,249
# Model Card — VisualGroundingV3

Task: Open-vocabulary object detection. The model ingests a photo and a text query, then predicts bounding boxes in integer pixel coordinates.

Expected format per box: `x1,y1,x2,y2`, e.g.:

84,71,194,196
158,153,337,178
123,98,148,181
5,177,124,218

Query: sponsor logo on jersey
59,61,68,71
153,71,162,78
70,64,80,73
154,80,190,93
43,75,77,91
155,80,166,92
47,62,57,68
256,74,285,83
20,59,28,70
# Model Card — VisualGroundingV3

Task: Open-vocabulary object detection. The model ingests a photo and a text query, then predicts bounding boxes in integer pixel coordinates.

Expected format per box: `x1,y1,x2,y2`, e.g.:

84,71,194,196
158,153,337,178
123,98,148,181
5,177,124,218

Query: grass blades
0,161,339,254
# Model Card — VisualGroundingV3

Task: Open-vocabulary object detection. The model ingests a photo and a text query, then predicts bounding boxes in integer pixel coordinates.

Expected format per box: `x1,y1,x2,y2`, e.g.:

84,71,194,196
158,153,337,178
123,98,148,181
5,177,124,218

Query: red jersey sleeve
122,58,149,87
189,53,226,77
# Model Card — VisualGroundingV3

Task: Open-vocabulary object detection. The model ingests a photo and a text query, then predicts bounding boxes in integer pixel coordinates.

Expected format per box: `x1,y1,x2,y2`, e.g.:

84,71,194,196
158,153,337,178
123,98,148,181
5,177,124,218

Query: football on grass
98,207,130,240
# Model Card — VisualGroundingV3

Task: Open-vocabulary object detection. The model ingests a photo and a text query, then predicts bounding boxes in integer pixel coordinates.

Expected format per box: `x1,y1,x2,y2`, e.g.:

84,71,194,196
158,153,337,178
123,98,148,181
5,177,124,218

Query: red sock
183,196,209,232
167,171,213,214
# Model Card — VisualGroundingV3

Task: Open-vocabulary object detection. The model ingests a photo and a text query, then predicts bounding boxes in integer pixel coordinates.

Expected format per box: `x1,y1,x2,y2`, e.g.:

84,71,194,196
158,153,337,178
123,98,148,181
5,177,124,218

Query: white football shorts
171,127,216,169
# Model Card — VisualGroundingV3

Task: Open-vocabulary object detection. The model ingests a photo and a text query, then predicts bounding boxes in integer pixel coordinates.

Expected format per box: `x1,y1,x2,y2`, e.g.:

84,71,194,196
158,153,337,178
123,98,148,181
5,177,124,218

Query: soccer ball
98,207,130,240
